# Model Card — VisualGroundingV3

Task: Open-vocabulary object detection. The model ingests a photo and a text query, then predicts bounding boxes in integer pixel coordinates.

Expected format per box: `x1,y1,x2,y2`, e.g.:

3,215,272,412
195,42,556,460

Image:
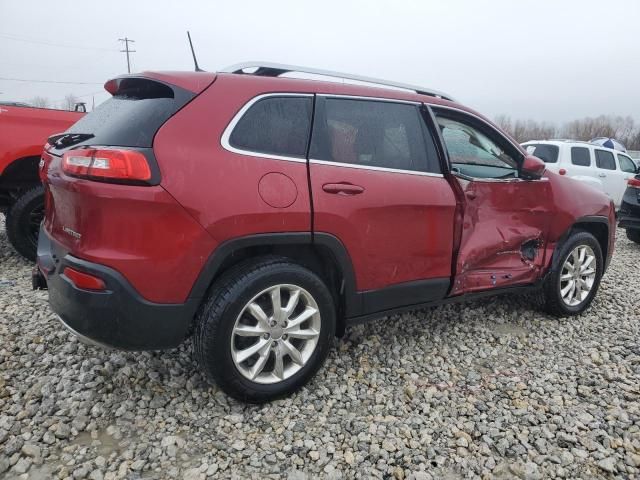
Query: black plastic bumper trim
37,225,198,351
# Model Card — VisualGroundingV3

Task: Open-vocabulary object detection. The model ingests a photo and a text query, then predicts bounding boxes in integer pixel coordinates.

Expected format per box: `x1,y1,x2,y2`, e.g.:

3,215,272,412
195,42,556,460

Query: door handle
466,191,477,200
598,173,606,178
322,183,365,195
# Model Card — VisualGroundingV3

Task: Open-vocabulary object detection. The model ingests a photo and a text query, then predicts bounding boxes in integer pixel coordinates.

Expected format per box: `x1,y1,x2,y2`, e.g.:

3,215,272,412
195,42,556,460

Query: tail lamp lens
628,177,640,189
63,149,151,182
63,267,106,291
558,168,567,175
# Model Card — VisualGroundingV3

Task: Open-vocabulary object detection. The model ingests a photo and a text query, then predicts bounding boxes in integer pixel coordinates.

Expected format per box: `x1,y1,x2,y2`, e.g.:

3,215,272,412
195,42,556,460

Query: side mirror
521,155,546,180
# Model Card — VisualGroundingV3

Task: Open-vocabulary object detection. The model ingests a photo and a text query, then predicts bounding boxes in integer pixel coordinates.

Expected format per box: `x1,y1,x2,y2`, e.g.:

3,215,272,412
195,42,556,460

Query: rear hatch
42,72,216,260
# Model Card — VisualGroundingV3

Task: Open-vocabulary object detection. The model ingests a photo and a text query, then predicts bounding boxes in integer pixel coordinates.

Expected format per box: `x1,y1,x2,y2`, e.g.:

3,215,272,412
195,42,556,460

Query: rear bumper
36,225,199,350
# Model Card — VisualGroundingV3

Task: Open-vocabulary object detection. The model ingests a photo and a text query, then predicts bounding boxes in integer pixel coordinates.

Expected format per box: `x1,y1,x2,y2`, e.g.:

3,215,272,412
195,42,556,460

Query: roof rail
220,62,456,102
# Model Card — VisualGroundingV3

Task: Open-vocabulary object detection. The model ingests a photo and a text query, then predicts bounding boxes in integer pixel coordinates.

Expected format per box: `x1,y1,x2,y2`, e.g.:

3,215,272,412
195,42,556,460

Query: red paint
258,172,298,208
0,105,83,175
559,168,567,175
310,163,456,290
41,70,615,307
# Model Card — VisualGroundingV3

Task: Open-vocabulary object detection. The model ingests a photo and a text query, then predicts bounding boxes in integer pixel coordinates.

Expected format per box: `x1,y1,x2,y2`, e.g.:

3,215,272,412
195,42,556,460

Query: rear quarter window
595,150,616,170
524,144,559,163
229,96,312,158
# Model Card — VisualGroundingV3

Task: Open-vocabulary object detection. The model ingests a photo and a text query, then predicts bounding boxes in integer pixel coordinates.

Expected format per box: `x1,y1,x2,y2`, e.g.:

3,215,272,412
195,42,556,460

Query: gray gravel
1,216,639,479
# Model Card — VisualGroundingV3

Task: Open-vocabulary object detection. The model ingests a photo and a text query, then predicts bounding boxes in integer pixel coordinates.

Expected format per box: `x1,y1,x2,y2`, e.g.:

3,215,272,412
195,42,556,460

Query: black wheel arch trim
548,215,610,275
187,232,362,316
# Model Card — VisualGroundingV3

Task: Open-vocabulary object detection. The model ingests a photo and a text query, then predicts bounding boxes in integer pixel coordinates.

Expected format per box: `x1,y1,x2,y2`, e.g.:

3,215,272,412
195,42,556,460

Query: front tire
6,185,44,261
194,258,336,403
542,231,603,317
626,229,640,244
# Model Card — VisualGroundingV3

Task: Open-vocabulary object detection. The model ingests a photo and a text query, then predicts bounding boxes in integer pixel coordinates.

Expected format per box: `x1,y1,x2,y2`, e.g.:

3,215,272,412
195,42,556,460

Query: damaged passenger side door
432,108,552,295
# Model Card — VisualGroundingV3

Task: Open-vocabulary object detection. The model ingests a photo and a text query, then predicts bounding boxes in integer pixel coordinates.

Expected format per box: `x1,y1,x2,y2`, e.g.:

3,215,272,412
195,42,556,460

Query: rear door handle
322,183,365,195
598,173,607,178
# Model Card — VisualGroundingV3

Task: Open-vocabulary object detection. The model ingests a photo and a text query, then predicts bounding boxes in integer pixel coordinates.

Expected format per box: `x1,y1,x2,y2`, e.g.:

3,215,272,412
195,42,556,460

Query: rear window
229,96,312,158
63,78,194,148
523,144,559,163
571,147,591,166
595,150,616,170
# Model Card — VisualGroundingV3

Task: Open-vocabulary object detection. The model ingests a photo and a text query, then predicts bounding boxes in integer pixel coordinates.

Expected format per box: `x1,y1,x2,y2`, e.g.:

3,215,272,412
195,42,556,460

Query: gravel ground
0,218,639,480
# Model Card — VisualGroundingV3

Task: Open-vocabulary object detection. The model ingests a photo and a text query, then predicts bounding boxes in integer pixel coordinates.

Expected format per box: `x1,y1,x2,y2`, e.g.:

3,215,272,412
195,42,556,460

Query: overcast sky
1,0,639,123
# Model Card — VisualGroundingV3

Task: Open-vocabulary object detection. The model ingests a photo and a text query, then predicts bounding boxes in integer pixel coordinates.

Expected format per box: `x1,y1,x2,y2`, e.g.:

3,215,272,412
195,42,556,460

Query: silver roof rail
220,62,456,102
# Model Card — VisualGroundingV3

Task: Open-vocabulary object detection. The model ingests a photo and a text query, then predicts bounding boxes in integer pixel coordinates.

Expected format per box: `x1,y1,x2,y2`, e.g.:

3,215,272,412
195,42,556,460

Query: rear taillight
63,148,151,183
63,267,106,291
628,177,640,189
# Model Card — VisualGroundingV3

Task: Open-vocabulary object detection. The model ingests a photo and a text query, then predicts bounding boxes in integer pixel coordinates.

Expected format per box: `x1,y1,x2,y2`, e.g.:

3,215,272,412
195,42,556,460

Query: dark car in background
619,175,640,243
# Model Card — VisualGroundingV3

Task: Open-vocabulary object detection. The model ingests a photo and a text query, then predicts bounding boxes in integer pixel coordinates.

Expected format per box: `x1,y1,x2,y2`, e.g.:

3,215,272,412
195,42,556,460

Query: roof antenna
187,31,203,72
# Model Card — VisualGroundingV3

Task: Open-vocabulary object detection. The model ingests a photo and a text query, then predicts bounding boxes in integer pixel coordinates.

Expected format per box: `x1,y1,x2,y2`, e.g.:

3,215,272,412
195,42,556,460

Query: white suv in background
521,140,638,209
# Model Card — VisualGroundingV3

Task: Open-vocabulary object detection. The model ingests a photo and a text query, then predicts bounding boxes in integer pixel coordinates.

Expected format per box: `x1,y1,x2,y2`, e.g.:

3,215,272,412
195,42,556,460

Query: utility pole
118,37,136,73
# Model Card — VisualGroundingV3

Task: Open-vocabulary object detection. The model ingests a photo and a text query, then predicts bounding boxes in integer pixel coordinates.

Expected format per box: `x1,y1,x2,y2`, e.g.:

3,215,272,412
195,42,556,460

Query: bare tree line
27,94,81,111
495,115,640,150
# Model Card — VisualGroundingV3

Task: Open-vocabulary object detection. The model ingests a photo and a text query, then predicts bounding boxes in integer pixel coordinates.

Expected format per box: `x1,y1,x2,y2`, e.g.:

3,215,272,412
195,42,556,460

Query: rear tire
542,231,603,317
626,229,640,244
6,185,44,261
194,257,336,403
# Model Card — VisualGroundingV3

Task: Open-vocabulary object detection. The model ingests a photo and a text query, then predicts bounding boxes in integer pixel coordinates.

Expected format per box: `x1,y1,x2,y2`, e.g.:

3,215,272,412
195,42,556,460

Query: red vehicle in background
0,102,85,259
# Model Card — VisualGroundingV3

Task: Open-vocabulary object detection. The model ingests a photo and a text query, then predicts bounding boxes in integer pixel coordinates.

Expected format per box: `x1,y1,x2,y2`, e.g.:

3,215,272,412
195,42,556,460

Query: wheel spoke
250,347,271,379
561,280,574,297
247,302,270,330
235,338,269,364
280,340,304,366
273,347,284,380
560,273,573,281
582,268,595,276
283,288,301,317
580,256,594,272
234,324,267,337
287,328,319,340
270,286,282,321
285,306,318,331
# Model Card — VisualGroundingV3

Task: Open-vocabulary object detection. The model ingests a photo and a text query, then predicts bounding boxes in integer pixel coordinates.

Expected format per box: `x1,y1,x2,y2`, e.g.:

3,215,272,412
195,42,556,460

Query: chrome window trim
220,92,314,163
309,159,444,178
452,172,549,183
317,93,420,105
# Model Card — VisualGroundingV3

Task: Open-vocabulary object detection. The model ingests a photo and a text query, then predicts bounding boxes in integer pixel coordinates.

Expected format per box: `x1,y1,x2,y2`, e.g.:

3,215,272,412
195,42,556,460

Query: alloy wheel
230,284,321,384
559,245,597,307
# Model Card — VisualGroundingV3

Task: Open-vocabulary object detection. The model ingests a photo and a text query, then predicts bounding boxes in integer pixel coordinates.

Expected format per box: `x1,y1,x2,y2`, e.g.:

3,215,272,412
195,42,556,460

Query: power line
0,32,118,52
0,76,103,85
118,37,136,74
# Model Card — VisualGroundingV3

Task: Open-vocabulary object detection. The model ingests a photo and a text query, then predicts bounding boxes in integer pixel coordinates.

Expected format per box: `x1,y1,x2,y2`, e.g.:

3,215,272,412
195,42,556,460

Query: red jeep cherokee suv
35,63,615,402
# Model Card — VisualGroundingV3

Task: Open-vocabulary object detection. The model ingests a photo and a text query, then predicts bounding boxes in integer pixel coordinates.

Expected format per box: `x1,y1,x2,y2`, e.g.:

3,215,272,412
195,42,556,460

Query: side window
229,96,312,158
595,150,616,170
310,98,439,173
618,154,637,173
571,147,591,166
435,113,518,179
523,144,559,163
